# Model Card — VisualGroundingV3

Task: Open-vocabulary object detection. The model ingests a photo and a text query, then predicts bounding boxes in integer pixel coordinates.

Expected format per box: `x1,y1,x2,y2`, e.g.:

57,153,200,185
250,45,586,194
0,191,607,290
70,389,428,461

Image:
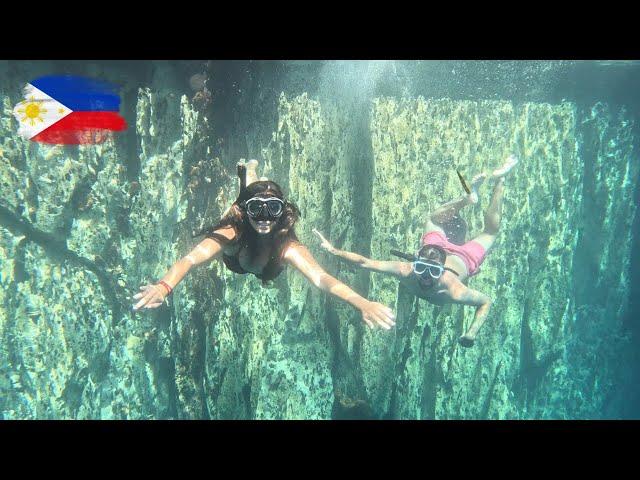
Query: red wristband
158,281,173,295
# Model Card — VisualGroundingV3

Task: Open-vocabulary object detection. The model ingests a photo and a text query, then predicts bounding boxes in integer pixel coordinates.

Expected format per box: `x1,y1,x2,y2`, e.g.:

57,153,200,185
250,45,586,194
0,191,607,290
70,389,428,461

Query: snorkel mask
390,247,458,282
412,258,446,280
242,196,285,220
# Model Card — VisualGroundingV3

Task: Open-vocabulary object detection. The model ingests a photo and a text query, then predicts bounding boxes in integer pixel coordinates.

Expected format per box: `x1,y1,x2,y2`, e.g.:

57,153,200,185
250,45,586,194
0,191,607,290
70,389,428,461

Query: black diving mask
243,196,285,219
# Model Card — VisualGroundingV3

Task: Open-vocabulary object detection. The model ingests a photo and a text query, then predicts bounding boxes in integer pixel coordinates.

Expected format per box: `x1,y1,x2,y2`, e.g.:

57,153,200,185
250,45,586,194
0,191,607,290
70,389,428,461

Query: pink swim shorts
420,231,487,276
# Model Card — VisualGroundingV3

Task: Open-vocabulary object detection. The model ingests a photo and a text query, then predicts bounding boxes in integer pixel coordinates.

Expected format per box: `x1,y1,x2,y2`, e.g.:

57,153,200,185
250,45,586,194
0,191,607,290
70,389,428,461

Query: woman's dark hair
195,179,301,282
233,179,301,240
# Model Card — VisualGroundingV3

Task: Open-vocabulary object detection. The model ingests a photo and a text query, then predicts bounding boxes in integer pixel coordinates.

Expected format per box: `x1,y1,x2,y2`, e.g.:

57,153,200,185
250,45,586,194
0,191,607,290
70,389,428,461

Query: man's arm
446,276,492,347
313,229,407,278
284,241,396,330
132,226,235,310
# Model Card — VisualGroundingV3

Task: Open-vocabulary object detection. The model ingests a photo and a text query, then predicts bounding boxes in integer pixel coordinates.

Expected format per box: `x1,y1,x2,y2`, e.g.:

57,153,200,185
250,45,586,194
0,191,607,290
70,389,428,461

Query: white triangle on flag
12,84,73,140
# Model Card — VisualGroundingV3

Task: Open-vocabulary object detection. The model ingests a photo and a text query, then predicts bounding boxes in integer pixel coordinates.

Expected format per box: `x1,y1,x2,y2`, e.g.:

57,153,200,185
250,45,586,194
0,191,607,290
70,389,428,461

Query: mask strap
444,266,460,276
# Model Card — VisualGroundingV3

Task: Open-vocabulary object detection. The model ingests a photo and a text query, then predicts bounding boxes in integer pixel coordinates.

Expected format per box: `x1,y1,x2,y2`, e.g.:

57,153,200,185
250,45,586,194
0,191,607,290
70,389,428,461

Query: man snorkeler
314,155,518,347
132,160,396,331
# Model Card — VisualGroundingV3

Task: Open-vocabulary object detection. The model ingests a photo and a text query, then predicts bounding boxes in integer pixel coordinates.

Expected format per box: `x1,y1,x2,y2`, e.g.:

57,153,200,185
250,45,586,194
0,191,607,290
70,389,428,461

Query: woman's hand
357,300,396,330
284,242,396,330
312,229,337,254
132,283,167,311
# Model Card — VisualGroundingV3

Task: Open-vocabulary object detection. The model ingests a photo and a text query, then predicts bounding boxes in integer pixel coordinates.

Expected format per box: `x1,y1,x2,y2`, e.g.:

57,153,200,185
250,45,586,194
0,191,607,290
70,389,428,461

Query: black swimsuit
206,229,290,282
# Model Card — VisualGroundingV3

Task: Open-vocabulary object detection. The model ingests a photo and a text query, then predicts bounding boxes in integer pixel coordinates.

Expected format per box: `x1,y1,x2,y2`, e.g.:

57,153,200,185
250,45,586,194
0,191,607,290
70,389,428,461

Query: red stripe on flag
32,111,127,144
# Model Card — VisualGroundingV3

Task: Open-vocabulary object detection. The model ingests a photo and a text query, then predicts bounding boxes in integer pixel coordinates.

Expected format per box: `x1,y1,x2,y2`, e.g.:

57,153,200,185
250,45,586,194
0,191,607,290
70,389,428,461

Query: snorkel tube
391,246,448,264
456,168,471,195
390,249,418,262
237,163,248,198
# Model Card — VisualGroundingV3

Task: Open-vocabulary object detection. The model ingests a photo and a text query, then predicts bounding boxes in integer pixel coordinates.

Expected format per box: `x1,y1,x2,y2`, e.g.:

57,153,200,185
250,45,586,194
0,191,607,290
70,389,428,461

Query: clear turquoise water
1,60,639,419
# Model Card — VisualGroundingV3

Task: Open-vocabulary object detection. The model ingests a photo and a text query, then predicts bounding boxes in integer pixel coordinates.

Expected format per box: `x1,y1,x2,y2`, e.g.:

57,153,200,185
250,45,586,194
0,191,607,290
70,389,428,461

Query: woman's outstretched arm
132,226,236,311
284,241,396,330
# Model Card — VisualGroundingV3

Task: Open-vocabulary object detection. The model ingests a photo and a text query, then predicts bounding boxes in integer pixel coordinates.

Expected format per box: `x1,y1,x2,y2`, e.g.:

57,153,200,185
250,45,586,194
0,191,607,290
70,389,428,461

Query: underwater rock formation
0,62,637,419
364,98,582,419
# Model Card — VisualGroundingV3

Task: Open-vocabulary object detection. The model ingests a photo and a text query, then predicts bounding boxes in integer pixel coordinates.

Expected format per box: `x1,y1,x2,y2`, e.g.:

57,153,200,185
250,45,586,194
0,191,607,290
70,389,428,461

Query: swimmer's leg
468,176,505,252
245,159,260,185
492,154,519,179
245,159,271,183
427,173,486,228
469,154,517,251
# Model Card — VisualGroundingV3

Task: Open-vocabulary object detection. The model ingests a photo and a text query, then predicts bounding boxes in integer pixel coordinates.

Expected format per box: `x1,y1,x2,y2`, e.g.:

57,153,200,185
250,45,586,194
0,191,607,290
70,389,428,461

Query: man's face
417,270,437,289
413,249,444,289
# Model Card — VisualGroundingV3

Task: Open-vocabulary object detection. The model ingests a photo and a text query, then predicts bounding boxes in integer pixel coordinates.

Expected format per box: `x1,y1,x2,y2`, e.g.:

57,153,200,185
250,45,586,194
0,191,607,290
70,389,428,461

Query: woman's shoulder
280,237,307,260
206,224,239,248
215,225,237,240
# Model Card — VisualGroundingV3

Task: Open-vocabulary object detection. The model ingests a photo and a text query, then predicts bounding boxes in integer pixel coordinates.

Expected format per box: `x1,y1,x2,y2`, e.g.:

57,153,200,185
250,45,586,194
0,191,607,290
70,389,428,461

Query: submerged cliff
0,61,637,419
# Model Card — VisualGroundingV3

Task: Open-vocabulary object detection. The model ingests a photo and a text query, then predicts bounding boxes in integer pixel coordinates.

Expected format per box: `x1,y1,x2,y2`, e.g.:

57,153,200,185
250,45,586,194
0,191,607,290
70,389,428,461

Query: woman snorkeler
132,160,396,330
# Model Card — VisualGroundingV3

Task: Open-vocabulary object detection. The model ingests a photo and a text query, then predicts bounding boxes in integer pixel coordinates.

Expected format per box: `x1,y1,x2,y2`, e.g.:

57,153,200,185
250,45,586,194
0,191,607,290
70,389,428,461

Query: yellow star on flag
12,85,72,140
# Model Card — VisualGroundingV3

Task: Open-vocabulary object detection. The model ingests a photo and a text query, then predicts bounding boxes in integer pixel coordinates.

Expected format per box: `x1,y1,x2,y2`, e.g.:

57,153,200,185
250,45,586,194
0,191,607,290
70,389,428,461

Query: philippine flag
12,75,127,144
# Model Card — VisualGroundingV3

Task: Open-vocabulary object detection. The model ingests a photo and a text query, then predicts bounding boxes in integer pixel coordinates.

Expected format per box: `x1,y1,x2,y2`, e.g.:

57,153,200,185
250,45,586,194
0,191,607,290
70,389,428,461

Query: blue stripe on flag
31,75,121,112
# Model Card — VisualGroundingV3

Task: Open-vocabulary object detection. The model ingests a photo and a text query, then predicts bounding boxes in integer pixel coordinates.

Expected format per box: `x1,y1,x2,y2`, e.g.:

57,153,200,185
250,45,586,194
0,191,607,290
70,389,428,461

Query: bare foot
492,154,519,178
245,159,260,185
458,334,475,348
468,173,487,204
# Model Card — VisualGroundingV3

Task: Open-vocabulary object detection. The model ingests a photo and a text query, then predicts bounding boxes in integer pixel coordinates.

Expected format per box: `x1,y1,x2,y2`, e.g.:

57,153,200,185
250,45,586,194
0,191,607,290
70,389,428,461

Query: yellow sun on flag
16,96,48,126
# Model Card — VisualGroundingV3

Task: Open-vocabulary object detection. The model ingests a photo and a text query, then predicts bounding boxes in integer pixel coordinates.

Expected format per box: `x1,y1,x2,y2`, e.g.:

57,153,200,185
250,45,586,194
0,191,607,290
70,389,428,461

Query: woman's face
248,216,277,235
244,194,284,235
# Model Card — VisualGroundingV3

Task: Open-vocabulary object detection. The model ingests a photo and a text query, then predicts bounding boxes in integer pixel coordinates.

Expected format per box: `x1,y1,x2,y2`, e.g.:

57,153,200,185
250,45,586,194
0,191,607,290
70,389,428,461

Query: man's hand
313,228,337,254
358,299,396,330
132,283,167,311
